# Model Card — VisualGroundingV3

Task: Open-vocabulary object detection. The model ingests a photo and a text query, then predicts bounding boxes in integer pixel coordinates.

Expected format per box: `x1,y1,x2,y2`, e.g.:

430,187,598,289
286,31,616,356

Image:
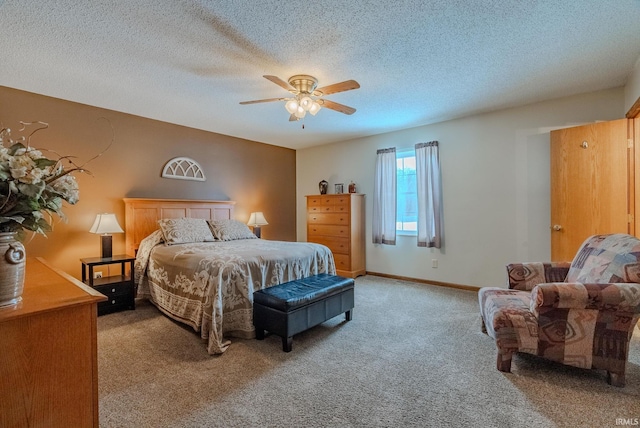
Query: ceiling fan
239,75,360,121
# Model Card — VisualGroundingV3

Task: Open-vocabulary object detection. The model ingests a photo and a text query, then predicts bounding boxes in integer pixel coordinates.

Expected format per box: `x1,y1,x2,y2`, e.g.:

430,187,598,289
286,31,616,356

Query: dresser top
0,258,106,322
305,193,365,197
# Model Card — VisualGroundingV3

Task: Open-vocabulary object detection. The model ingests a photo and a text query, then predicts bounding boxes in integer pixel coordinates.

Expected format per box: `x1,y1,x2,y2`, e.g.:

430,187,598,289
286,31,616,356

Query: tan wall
0,86,296,279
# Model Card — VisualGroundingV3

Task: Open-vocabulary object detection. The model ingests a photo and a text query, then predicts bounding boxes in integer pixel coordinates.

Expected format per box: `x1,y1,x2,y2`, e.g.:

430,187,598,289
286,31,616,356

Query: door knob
552,225,562,231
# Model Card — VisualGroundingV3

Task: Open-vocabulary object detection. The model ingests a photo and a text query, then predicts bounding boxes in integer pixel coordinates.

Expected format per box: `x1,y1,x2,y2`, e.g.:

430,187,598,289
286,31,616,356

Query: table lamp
90,213,124,258
247,212,268,238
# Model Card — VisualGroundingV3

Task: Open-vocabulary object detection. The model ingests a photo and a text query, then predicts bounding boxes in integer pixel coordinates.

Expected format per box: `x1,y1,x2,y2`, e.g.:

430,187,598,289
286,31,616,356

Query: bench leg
608,371,626,387
255,328,265,340
345,309,352,321
282,336,292,352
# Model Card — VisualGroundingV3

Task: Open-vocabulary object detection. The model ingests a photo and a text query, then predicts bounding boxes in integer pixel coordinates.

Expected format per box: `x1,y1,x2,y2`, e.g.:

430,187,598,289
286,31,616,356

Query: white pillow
208,219,257,241
158,218,215,245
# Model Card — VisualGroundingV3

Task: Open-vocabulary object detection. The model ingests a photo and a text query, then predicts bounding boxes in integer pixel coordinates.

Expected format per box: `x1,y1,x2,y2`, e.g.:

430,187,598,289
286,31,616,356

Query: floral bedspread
134,231,336,354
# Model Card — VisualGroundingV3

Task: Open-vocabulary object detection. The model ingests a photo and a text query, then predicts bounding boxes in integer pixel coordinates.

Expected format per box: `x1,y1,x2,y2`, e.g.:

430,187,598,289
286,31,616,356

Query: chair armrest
531,282,640,313
506,262,571,291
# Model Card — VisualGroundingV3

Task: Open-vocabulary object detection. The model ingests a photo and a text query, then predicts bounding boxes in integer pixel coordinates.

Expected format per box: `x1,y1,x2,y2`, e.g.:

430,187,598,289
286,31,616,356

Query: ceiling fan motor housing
288,75,318,94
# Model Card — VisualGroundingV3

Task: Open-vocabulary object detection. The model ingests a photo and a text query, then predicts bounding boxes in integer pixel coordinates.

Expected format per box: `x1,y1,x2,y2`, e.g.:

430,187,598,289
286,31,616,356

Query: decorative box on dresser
0,258,106,428
306,193,365,278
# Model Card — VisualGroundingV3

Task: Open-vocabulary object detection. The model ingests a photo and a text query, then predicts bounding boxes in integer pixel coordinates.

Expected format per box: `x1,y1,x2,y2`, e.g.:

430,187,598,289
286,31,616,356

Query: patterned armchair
478,234,640,386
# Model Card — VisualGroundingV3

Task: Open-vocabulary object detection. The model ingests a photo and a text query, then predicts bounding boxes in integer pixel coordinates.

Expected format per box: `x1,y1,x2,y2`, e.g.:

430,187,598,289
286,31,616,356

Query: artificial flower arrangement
0,120,108,237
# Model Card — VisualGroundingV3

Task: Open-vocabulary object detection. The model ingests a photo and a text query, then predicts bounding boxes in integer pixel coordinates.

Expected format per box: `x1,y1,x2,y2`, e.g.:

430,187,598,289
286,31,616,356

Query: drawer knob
111,300,116,304
112,288,116,292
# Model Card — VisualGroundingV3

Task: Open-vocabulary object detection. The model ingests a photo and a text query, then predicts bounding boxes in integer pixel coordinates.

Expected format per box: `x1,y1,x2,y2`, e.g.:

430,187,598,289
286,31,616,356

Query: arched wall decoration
161,157,206,181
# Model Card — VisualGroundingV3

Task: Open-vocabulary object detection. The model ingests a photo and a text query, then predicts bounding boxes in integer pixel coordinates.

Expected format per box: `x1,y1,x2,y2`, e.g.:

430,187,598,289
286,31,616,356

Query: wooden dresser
0,257,106,428
306,193,365,278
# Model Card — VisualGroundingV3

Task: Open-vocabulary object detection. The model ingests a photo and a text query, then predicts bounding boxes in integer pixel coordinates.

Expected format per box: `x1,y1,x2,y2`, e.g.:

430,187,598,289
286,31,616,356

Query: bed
125,198,336,354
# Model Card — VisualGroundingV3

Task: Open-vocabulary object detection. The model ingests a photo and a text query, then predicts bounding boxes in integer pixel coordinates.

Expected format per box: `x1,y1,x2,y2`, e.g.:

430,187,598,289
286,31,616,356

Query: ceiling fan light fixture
285,99,299,114
294,105,306,119
308,101,321,116
299,96,314,111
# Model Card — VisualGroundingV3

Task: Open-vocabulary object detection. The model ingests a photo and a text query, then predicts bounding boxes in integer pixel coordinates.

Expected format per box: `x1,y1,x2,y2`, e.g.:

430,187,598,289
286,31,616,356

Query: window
373,143,442,246
396,149,417,234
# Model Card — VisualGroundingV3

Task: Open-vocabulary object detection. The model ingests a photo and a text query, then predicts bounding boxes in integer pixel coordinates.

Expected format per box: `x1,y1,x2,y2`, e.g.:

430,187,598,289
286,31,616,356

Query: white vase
0,232,26,307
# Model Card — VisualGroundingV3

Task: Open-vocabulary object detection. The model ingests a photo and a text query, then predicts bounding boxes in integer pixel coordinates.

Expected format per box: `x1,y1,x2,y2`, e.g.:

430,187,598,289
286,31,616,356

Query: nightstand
81,254,136,316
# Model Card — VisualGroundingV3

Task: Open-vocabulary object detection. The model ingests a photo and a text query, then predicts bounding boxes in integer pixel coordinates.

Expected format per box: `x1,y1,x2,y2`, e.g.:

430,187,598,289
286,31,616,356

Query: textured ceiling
1,1,640,150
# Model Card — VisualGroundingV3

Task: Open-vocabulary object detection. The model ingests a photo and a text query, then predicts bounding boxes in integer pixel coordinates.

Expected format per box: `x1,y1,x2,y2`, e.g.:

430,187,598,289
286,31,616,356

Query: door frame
626,96,640,119
632,96,640,235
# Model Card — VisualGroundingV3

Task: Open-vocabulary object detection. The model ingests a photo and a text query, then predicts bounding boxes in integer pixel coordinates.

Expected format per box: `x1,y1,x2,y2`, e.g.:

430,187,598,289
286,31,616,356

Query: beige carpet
97,275,640,428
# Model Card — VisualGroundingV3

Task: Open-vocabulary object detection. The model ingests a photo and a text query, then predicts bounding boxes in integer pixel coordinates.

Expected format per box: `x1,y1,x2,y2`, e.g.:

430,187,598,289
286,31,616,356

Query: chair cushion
566,234,640,283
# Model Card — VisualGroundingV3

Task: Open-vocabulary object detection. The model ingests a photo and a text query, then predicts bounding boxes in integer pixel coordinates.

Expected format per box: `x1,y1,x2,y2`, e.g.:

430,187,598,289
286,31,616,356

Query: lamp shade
294,105,306,119
299,96,314,111
285,99,299,114
308,101,322,116
90,213,124,235
247,212,268,227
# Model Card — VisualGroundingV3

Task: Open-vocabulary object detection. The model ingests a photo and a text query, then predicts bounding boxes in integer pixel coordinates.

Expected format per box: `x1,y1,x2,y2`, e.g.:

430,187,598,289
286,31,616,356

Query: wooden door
550,119,631,261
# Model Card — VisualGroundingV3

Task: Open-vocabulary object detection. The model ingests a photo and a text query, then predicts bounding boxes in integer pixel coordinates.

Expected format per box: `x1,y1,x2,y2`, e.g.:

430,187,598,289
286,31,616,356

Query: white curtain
372,147,396,245
415,141,442,248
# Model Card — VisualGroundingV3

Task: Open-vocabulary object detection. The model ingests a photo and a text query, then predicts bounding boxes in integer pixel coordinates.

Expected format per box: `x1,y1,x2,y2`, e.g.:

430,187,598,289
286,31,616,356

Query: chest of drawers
306,194,365,278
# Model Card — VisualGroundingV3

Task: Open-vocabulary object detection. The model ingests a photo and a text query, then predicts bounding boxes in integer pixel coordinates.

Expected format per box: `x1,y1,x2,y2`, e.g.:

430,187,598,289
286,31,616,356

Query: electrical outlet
94,271,103,279
431,259,438,268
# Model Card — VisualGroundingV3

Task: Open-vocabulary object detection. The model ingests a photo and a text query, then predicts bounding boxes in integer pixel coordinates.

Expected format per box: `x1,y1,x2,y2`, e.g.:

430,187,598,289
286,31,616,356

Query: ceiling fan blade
239,97,287,105
313,80,360,96
318,99,356,115
263,75,297,93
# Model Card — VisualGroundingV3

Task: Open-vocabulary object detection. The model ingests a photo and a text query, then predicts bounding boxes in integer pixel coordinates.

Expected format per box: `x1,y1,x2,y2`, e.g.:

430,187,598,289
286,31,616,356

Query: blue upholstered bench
253,274,355,352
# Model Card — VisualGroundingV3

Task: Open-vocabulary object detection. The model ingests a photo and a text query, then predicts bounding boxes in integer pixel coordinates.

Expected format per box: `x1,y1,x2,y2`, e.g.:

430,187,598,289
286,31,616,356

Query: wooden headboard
123,198,236,255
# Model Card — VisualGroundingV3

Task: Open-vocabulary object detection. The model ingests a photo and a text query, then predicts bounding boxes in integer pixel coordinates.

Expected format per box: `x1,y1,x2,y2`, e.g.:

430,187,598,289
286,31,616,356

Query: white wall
296,88,626,288
625,55,640,114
